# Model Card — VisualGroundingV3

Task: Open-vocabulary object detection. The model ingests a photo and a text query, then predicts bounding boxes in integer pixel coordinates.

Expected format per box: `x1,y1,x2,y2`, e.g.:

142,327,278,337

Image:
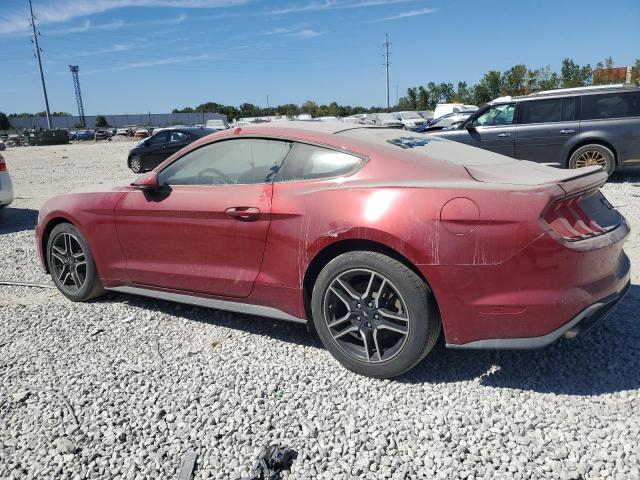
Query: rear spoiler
556,168,608,197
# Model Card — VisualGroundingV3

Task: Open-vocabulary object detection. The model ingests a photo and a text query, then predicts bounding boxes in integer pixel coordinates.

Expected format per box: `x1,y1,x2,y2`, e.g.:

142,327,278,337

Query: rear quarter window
276,143,364,182
581,91,640,120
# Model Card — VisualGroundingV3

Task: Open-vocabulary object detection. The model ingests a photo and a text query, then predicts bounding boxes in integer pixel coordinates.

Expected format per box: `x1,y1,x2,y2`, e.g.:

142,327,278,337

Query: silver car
0,153,14,220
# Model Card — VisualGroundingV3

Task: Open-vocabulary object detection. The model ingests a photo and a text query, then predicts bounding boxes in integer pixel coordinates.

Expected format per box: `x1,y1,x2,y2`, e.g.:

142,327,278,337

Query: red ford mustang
35,124,630,378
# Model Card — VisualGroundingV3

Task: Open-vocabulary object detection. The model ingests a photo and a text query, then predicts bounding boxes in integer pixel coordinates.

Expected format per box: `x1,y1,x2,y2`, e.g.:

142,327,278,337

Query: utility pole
266,94,270,117
69,65,86,128
395,85,399,106
383,34,391,110
29,0,52,129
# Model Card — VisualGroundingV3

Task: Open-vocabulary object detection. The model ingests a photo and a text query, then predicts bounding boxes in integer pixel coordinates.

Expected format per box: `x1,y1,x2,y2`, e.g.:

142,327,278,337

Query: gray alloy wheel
47,223,105,302
312,251,441,378
323,268,410,363
129,155,143,174
569,144,615,176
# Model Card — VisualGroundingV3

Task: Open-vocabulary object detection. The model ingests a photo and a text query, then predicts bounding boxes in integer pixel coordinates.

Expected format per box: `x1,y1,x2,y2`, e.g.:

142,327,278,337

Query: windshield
377,113,397,122
401,112,422,120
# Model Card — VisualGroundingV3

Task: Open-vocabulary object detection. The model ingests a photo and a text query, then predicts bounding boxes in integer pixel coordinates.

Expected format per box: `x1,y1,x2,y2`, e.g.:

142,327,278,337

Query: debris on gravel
1,143,639,479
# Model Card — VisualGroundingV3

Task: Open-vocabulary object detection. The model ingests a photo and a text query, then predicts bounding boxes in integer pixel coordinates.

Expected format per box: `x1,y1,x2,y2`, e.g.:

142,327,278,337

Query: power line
69,65,86,127
383,33,391,110
28,0,52,128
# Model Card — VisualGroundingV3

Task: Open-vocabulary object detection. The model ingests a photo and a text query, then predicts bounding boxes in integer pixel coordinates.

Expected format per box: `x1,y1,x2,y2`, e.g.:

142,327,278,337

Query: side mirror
132,172,158,191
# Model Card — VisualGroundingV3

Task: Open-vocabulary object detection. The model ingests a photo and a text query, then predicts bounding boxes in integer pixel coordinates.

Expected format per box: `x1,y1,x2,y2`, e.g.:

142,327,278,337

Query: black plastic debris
245,445,297,480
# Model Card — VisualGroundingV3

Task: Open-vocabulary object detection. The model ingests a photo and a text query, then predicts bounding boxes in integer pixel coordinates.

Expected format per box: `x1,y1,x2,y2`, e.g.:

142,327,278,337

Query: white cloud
268,0,420,15
0,0,247,34
44,13,187,35
377,7,437,21
261,24,322,39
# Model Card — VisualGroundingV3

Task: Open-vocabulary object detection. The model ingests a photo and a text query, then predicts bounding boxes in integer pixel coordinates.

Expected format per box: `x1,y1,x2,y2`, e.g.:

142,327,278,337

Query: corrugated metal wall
8,112,227,130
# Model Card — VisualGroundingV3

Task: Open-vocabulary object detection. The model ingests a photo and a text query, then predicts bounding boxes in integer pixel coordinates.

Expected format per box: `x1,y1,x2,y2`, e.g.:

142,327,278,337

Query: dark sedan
127,127,217,173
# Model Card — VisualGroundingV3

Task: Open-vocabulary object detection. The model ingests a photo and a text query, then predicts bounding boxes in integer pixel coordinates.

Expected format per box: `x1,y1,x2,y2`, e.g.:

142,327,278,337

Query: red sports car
35,124,630,378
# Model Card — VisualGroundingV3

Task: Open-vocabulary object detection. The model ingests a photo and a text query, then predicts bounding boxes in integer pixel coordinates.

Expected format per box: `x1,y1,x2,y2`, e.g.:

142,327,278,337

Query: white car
433,103,478,119
0,153,14,220
369,113,403,128
391,111,427,129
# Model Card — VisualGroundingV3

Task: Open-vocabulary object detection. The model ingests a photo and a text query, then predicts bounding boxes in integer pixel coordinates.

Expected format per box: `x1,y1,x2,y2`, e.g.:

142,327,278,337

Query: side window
276,143,364,182
581,91,640,120
561,97,577,121
520,99,562,124
472,104,515,127
158,139,291,186
148,132,168,145
169,131,188,143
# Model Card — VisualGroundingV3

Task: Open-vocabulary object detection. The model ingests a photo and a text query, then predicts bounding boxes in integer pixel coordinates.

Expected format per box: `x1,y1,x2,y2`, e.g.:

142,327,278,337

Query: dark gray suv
426,85,640,176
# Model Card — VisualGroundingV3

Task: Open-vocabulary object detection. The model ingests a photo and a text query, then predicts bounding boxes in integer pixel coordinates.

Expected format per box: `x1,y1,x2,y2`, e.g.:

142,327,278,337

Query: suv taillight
543,190,620,241
0,156,6,172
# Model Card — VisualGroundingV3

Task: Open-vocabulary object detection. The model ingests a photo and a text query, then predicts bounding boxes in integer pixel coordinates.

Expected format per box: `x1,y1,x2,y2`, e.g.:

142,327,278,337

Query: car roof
493,84,640,104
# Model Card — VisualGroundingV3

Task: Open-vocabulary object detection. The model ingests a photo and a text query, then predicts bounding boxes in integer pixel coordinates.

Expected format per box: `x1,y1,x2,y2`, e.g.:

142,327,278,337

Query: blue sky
1,0,639,115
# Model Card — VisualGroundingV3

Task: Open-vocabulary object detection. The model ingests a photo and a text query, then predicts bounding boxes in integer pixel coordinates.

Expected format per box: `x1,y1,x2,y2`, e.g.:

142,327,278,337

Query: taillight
543,190,620,241
0,157,6,172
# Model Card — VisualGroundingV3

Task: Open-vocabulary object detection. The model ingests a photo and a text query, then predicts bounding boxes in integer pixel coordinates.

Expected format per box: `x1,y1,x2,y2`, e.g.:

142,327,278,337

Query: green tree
632,59,640,83
537,65,560,91
454,81,474,104
501,64,528,96
0,112,11,130
473,70,502,104
300,100,318,116
417,86,429,110
95,115,109,127
560,58,592,88
406,88,418,110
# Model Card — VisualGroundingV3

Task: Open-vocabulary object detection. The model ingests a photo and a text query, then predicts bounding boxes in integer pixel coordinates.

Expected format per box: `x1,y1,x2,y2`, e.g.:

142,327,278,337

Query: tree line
396,57,640,111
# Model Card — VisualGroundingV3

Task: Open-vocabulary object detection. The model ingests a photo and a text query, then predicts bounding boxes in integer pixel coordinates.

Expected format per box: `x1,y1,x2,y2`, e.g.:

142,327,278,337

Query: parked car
36,123,630,378
75,130,94,141
116,128,130,136
433,103,478,119
426,84,640,175
94,130,110,140
0,153,13,222
205,119,229,130
369,113,403,128
391,111,427,130
127,127,217,173
417,110,435,121
133,129,150,139
420,112,474,132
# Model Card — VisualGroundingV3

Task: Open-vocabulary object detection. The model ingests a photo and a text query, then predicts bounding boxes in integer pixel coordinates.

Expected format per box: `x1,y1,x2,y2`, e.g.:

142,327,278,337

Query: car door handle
497,132,511,137
560,129,576,134
225,207,260,221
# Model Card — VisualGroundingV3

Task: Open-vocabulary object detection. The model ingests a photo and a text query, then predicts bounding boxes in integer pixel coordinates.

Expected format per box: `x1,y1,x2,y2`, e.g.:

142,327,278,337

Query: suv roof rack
529,84,629,96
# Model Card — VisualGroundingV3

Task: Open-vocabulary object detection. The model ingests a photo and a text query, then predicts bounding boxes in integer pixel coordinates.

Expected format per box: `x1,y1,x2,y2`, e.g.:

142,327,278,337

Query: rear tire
129,155,143,174
569,144,615,176
47,223,105,302
311,251,441,378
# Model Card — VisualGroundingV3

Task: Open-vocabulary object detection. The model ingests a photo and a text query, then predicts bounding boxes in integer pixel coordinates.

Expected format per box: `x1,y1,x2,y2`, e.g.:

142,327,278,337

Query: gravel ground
1,142,640,480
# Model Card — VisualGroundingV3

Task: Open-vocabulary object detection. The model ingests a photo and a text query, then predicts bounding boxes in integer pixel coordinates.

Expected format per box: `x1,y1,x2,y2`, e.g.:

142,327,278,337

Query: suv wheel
569,144,615,176
129,155,143,174
47,223,105,302
311,251,441,378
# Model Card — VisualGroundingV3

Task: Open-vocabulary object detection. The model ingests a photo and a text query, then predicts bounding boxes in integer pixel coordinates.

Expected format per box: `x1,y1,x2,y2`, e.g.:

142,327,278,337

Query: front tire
569,144,615,176
129,155,143,174
311,251,441,378
47,223,105,302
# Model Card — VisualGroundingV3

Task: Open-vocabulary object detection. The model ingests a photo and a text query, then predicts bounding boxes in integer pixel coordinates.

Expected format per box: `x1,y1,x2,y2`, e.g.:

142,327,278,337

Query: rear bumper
447,280,630,349
425,220,631,347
